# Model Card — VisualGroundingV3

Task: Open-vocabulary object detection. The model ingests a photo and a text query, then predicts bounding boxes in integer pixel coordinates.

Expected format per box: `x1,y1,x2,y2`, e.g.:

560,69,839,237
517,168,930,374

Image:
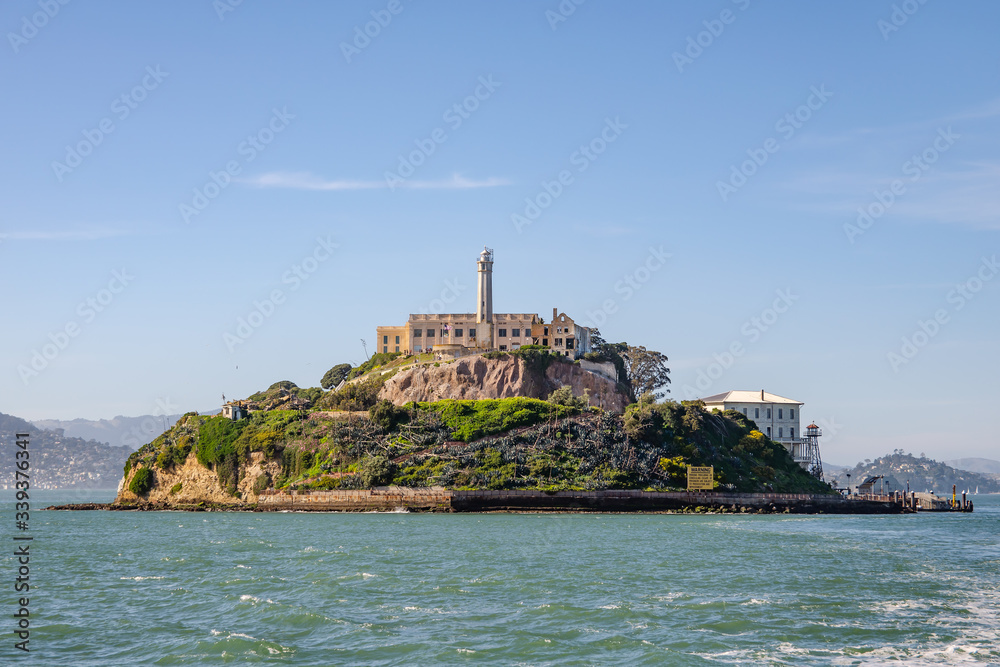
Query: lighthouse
475,247,494,349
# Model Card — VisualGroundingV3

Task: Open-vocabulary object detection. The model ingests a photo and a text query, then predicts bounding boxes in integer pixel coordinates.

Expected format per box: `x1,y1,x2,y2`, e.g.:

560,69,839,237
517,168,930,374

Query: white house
699,390,809,467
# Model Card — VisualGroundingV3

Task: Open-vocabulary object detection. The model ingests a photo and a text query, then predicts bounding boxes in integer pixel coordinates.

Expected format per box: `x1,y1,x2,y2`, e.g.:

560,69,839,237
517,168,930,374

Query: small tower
476,247,494,349
804,423,824,480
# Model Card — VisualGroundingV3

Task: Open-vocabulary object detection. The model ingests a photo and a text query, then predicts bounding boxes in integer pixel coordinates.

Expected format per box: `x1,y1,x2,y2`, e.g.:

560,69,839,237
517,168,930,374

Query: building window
383,335,388,344
413,329,422,338
427,329,434,338
415,345,422,352
779,408,783,419
743,408,747,415
790,427,795,439
469,330,476,339
542,338,548,346
383,346,387,353
511,328,520,337
499,328,507,337
395,346,399,352
395,335,400,344
544,327,549,335
779,427,783,438
566,338,574,349
767,408,771,419
767,427,771,437
755,408,759,419
499,345,507,351
790,409,795,419
555,338,562,346
454,328,463,337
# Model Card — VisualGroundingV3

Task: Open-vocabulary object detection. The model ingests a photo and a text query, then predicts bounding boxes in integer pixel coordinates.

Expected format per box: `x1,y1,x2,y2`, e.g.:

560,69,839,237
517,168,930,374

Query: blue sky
2,1,998,465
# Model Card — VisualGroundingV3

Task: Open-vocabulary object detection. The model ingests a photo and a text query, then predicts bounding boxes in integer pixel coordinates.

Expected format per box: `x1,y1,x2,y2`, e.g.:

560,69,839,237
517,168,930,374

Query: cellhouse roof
699,390,803,405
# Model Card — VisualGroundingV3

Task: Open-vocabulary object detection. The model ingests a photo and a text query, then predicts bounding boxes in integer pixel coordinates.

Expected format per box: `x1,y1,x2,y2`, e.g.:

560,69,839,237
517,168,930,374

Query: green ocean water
2,491,998,665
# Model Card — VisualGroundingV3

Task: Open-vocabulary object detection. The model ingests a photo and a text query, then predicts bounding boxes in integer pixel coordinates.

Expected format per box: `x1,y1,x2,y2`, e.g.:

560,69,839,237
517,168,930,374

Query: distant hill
31,414,185,448
826,451,1000,495
0,412,131,490
945,457,1000,476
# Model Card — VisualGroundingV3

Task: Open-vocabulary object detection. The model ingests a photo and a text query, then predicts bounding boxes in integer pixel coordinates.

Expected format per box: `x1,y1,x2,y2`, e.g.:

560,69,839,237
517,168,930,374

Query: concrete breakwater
48,488,903,513
249,488,901,514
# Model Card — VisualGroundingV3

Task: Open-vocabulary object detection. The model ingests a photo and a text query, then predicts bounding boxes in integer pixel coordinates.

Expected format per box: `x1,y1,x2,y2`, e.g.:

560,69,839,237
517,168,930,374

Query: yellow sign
687,466,714,491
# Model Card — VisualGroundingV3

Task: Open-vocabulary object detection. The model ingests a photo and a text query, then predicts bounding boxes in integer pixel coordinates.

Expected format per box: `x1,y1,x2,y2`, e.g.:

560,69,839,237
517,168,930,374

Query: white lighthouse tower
475,247,494,349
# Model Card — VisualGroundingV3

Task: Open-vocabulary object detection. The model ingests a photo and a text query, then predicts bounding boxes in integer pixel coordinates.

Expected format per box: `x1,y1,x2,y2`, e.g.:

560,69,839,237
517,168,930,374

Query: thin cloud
244,171,510,191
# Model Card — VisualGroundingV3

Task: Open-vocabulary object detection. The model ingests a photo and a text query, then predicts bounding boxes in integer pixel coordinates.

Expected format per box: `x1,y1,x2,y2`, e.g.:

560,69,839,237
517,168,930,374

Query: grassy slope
121,398,833,499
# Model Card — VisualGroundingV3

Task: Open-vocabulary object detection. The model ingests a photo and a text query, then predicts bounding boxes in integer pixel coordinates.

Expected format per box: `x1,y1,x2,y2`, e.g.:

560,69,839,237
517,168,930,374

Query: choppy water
2,491,998,665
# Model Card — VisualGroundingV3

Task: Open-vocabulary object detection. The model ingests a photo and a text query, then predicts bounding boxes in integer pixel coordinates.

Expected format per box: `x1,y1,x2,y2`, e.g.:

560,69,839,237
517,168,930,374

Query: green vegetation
248,381,322,410
347,352,402,380
129,467,154,495
317,376,390,411
483,344,563,374
321,363,353,390
411,397,577,442
169,482,183,495
123,382,831,498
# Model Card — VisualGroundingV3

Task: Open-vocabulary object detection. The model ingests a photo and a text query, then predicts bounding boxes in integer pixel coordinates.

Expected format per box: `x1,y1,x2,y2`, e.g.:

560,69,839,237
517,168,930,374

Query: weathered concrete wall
257,486,451,511
253,488,901,514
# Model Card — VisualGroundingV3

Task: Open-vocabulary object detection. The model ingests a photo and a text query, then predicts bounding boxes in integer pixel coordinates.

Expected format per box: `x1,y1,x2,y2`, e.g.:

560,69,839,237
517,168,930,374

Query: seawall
248,488,902,514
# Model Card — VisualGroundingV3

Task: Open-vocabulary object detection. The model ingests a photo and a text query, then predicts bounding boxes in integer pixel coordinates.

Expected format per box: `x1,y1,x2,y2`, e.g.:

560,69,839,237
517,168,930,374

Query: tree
586,328,628,388
321,363,353,390
621,345,671,399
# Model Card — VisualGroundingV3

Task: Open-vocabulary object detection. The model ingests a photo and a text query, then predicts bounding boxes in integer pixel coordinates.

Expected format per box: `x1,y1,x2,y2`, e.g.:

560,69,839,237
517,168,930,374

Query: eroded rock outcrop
115,450,281,506
377,354,629,412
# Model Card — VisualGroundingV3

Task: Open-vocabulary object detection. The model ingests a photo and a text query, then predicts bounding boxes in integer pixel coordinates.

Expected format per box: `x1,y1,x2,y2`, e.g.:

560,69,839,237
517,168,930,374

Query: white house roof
699,390,803,405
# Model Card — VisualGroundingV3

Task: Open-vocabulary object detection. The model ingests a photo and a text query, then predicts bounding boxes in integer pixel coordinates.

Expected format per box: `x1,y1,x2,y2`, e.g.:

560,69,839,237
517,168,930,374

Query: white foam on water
238,594,276,605
120,576,164,581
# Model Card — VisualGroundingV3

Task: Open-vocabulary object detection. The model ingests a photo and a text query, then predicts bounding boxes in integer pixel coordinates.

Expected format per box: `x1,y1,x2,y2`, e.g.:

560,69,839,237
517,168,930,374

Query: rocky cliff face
378,354,630,412
115,451,281,506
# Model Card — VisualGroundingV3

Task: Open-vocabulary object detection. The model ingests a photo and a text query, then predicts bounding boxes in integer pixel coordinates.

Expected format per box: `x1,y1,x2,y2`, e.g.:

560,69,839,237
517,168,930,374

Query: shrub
358,454,395,487
129,468,154,496
169,482,183,495
548,386,589,410
252,473,271,494
369,399,409,431
322,363,353,390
